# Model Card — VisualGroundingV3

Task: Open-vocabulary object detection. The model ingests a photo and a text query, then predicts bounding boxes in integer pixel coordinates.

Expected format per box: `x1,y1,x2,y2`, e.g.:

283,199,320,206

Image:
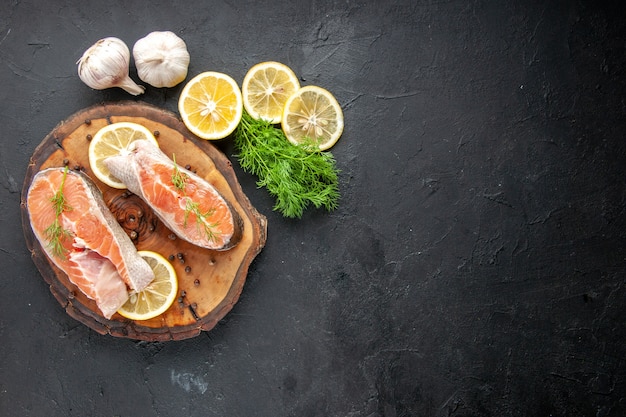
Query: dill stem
171,155,220,243
46,166,73,258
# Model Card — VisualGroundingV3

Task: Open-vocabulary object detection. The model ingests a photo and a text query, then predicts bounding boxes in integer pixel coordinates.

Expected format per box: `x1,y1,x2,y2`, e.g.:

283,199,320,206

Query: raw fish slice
67,249,129,318
27,168,155,318
105,139,242,250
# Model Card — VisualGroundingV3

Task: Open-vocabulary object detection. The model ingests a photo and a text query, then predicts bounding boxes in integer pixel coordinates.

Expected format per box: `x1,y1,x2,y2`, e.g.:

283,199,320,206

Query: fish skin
105,139,242,251
27,168,155,318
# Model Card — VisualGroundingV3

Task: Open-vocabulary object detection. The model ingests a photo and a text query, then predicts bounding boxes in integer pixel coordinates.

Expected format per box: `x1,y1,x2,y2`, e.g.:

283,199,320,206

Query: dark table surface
2,1,625,416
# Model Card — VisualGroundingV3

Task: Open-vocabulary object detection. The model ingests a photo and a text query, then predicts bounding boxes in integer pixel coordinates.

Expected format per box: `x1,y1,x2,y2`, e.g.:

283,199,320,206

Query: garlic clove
133,31,190,88
77,37,145,96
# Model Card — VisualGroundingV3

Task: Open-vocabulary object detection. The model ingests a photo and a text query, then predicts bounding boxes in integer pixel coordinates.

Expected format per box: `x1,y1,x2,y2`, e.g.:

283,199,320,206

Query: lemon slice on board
178,71,243,140
117,250,178,321
281,85,344,151
88,122,159,189
242,61,300,123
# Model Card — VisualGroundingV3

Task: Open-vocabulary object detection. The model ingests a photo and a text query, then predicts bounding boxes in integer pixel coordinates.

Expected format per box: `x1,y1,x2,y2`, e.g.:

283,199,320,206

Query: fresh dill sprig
171,154,188,192
171,154,220,243
184,199,219,243
44,166,73,258
234,110,340,218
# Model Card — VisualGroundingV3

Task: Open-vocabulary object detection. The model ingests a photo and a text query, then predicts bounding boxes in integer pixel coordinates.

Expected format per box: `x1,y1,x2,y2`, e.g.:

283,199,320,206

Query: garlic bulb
77,37,145,95
133,31,190,88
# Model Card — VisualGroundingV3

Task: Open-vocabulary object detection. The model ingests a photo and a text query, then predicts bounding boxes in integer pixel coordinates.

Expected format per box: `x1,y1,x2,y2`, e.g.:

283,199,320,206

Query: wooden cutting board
20,101,267,341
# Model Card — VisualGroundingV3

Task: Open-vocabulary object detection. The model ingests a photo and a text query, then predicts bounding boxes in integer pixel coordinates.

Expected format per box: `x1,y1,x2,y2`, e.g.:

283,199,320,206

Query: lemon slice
117,250,178,321
88,122,159,189
281,85,344,151
242,61,300,123
178,71,243,140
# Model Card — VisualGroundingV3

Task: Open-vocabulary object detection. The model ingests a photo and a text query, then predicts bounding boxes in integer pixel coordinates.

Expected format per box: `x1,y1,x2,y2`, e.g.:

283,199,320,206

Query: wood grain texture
21,101,267,341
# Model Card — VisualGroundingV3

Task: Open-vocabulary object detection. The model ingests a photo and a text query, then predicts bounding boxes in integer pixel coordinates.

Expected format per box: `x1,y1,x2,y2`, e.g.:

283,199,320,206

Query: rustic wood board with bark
20,101,267,341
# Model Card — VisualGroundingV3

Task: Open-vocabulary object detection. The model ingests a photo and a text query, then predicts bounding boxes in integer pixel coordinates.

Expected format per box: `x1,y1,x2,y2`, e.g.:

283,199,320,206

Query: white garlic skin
133,31,190,88
76,37,145,96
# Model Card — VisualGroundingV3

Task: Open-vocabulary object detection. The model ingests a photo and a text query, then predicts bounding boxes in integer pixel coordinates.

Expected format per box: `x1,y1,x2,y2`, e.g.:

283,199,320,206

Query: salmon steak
27,167,155,318
105,139,243,251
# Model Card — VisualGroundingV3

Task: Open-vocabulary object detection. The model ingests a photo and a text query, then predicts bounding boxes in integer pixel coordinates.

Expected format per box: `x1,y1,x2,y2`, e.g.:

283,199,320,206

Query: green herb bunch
234,111,340,218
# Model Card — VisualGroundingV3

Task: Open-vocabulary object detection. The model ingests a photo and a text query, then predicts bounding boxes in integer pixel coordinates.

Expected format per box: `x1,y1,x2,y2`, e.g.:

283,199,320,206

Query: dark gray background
2,1,625,416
